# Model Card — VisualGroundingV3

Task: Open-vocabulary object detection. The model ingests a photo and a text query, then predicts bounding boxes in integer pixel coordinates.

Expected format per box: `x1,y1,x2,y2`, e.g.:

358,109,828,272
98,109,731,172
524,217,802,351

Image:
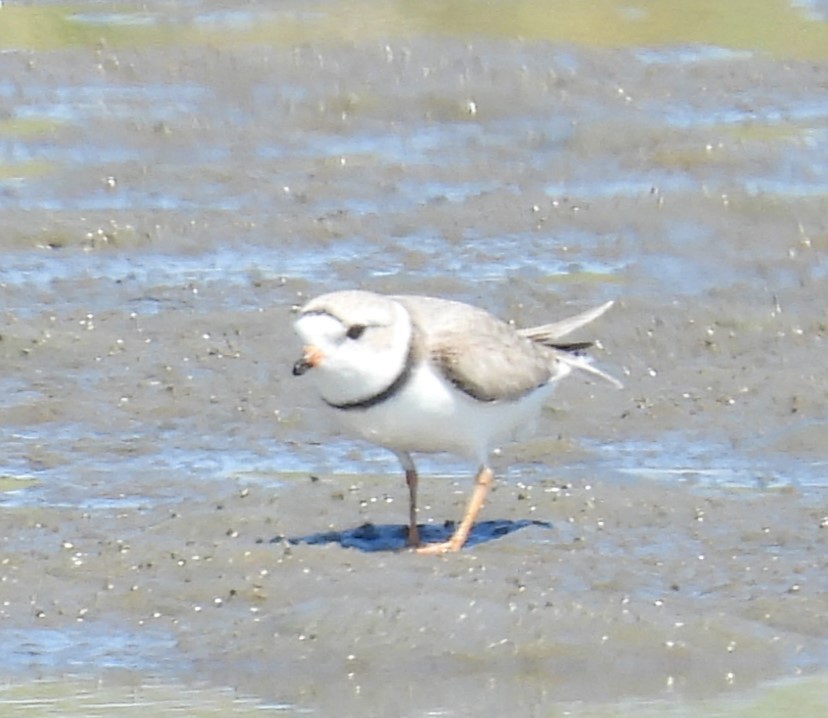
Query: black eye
346,324,366,340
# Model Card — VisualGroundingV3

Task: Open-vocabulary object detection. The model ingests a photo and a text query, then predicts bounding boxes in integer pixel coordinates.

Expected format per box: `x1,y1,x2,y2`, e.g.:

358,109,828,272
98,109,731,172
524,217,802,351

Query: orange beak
292,345,323,376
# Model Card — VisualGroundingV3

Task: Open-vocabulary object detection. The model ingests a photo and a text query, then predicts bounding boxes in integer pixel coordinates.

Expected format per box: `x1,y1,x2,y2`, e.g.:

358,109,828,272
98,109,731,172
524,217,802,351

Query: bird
291,289,620,554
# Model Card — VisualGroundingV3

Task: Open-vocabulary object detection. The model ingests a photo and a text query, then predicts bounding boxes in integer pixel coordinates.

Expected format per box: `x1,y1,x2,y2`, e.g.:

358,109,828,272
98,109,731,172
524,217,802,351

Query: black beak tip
292,359,310,376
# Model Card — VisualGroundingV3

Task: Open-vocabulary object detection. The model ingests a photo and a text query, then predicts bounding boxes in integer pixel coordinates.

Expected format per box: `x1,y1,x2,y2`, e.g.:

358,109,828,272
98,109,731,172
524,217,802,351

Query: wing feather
394,295,619,400
396,296,553,401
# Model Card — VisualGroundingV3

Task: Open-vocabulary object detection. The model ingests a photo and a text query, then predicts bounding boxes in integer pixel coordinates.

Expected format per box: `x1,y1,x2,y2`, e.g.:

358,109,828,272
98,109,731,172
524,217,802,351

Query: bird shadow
277,518,553,553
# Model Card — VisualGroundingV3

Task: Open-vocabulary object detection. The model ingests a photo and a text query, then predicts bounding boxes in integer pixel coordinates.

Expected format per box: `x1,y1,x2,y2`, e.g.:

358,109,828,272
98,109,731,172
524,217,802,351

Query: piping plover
292,290,619,554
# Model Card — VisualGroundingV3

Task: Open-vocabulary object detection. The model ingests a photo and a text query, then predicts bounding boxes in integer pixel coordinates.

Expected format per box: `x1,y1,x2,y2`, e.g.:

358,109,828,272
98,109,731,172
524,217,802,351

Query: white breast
331,361,560,464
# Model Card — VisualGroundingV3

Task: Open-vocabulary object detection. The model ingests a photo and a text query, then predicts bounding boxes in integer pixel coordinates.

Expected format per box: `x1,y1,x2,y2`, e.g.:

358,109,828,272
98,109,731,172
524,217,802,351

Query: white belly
331,364,557,464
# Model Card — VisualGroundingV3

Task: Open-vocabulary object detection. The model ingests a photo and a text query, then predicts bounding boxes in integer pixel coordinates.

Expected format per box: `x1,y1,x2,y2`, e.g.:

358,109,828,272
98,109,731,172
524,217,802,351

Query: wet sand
1,1,828,715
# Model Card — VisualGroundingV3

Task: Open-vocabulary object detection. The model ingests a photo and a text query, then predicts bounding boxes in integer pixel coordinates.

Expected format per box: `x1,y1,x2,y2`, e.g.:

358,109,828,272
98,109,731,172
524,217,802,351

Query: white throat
296,302,415,408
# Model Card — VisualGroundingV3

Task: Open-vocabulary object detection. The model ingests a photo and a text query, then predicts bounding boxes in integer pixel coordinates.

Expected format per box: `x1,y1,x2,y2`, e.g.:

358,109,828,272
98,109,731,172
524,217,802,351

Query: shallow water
1,0,828,716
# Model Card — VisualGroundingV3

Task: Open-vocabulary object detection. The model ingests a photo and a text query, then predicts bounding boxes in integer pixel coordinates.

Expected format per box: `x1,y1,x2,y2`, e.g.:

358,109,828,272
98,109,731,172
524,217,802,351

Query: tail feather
558,352,623,389
519,300,614,343
546,341,593,354
520,300,621,389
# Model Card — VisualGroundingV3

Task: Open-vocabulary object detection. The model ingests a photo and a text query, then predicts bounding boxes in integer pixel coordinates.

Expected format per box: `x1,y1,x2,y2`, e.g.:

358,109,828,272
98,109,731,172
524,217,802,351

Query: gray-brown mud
1,1,828,716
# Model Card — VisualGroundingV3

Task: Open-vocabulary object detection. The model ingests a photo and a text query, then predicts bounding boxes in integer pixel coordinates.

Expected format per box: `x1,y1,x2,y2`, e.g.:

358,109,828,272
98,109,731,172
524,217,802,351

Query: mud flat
1,1,827,715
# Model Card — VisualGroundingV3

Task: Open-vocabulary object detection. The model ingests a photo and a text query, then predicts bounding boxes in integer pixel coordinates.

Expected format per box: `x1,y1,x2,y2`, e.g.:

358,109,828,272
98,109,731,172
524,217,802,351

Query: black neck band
325,342,416,412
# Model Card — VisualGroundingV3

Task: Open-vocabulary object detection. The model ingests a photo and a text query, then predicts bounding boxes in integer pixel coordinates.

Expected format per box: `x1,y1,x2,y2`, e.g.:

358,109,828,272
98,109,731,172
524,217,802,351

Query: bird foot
414,539,462,555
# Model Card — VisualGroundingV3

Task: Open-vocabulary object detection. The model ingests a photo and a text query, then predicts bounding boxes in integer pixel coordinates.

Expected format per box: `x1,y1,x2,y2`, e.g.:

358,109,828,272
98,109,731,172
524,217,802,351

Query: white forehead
293,312,344,344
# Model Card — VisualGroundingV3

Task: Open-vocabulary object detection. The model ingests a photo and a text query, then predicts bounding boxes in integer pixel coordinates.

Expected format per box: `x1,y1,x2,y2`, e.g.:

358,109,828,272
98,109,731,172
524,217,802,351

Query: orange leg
416,465,493,554
405,468,420,547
